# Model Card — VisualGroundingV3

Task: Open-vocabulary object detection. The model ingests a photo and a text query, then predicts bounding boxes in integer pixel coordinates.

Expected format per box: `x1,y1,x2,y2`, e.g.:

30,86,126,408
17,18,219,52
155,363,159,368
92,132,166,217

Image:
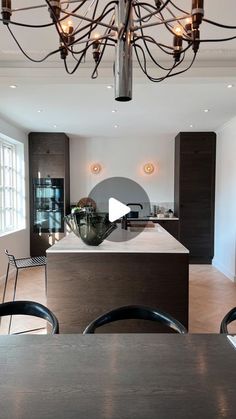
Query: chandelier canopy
1,1,236,101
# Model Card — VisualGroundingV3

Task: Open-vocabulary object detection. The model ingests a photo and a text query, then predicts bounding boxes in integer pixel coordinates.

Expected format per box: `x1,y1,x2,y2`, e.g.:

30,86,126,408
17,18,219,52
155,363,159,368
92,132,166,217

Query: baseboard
213,259,236,282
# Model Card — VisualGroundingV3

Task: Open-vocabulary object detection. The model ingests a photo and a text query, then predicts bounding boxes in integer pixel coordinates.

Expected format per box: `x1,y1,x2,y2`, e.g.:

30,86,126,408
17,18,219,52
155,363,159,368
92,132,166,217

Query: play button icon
88,176,151,242
109,198,131,222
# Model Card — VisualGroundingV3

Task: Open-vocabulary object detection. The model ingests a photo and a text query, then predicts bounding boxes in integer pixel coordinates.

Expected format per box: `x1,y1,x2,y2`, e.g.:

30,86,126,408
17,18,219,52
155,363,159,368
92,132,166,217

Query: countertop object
0,334,236,419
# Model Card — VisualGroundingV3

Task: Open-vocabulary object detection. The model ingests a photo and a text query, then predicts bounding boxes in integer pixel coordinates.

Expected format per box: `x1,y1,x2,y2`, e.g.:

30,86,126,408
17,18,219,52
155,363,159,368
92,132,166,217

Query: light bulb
174,26,183,36
91,163,102,174
143,163,155,174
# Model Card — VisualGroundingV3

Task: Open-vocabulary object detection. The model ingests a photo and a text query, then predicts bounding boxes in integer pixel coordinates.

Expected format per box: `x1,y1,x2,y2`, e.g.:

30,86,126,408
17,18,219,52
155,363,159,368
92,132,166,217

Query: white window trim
0,136,26,236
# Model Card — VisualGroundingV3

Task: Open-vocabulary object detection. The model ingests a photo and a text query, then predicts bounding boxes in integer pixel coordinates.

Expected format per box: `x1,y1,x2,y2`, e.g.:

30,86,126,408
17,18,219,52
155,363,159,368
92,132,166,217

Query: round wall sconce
143,163,155,174
90,163,102,174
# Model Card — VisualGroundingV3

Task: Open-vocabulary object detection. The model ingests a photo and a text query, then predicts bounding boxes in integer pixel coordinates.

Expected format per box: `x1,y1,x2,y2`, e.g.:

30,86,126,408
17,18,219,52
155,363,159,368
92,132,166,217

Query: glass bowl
64,212,117,246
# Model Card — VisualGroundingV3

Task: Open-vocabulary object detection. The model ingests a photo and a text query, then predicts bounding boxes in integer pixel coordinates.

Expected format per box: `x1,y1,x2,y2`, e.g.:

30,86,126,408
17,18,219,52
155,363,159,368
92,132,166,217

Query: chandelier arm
134,39,175,71
163,4,187,34
7,25,61,63
71,4,116,37
134,40,193,83
134,14,189,31
11,1,86,13
91,34,110,79
0,17,55,28
45,0,115,59
133,35,174,52
68,5,115,41
133,2,157,23
133,4,175,71
71,35,115,53
61,8,117,31
134,0,172,22
165,52,197,78
63,45,89,74
133,43,177,81
202,18,236,30
2,1,88,28
159,10,189,42
82,0,99,61
168,1,188,15
68,8,115,57
198,35,236,43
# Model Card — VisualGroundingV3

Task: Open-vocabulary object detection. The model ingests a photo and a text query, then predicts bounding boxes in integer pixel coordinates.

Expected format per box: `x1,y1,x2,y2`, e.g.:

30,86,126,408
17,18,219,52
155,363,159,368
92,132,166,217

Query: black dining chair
220,307,236,333
83,305,187,334
2,249,47,305
0,301,59,335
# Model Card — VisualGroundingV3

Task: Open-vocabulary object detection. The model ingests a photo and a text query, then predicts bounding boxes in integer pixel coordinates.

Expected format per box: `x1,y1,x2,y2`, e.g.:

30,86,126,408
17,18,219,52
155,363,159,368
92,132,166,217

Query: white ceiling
0,1,236,137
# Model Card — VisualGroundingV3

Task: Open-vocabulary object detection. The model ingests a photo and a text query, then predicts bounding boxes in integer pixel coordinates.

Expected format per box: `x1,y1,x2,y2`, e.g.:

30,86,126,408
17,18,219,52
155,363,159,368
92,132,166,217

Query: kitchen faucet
122,203,143,230
127,203,143,209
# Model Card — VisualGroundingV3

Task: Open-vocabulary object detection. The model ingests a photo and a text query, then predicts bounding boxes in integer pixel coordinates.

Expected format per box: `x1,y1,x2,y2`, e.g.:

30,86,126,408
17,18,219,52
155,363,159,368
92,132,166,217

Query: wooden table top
0,334,235,419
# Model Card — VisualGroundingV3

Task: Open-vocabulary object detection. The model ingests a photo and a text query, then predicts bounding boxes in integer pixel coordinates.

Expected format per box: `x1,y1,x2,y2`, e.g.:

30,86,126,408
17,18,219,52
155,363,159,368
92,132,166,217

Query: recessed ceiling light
114,124,118,128
106,85,112,89
190,124,193,128
9,84,17,89
204,109,209,113
227,84,234,89
112,109,117,113
37,109,43,113
53,125,57,128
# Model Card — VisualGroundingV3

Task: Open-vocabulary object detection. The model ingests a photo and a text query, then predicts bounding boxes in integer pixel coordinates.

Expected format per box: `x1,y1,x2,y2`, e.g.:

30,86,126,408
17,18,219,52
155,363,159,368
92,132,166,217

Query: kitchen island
47,225,189,333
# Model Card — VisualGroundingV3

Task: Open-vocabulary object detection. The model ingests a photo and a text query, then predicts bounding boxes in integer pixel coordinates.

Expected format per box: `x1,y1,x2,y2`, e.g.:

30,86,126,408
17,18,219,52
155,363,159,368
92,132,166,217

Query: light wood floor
0,265,236,334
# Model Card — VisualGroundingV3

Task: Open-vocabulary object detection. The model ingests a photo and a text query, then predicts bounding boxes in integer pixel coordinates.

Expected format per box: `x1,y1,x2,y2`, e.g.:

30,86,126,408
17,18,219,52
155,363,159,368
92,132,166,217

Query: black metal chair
0,301,59,335
2,249,47,305
220,307,236,333
83,305,187,334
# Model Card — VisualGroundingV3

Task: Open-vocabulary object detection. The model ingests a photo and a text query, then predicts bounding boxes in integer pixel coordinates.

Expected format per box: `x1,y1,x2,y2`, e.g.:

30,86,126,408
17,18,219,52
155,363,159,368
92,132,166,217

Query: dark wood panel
29,154,66,178
29,133,70,256
175,132,216,264
29,132,67,154
47,252,189,333
1,334,236,419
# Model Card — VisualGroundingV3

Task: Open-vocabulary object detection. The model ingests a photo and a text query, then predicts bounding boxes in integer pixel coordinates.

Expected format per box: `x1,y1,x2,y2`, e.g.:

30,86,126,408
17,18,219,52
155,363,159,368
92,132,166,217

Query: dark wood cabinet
29,133,70,256
174,132,216,263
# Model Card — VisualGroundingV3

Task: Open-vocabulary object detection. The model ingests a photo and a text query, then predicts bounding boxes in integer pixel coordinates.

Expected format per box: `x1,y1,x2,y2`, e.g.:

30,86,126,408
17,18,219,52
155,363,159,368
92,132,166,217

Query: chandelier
1,1,236,101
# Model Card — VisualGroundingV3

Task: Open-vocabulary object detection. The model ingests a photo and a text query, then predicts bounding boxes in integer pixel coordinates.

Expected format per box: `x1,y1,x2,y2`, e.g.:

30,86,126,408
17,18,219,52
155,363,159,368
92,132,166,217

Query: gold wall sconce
143,163,155,174
90,163,102,174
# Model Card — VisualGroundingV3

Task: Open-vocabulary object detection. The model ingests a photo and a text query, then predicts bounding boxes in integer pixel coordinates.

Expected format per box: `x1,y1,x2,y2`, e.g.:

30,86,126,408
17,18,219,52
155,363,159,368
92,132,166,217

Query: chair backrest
0,301,59,334
83,305,187,334
4,249,17,267
220,307,236,333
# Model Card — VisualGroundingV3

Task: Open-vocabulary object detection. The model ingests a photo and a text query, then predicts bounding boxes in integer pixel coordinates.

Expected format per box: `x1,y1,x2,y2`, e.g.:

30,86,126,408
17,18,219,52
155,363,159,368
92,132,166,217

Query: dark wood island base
47,226,189,333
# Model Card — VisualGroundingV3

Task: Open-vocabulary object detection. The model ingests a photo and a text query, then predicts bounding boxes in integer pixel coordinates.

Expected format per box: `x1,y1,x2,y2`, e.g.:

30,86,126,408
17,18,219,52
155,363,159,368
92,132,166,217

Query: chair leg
2,262,10,304
45,264,47,299
8,269,19,334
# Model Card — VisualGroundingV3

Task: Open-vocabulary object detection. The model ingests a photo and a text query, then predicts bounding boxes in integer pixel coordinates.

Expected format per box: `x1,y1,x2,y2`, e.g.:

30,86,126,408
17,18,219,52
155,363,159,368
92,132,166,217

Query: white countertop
47,224,188,254
128,217,179,221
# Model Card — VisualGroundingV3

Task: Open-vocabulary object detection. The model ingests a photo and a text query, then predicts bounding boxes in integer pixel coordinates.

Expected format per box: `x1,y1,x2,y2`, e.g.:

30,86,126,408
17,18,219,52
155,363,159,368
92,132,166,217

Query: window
0,136,25,235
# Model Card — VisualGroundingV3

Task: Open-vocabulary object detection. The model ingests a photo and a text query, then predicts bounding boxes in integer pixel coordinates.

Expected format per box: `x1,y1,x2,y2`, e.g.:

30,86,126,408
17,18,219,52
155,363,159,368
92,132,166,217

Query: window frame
0,136,25,236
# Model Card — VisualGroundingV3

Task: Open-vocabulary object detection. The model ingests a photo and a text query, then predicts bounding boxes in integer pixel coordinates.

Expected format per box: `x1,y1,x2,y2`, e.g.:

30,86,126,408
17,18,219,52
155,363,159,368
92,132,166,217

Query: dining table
0,334,235,419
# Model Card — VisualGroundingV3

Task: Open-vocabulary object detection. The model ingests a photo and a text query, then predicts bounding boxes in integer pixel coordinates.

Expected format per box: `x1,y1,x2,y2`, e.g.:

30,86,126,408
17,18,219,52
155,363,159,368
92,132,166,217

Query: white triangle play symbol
109,197,131,222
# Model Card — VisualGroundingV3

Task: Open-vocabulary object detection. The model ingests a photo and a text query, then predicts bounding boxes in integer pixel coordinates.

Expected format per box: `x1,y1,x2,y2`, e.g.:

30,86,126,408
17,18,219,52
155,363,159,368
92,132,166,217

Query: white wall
214,117,236,281
0,116,29,280
70,134,175,207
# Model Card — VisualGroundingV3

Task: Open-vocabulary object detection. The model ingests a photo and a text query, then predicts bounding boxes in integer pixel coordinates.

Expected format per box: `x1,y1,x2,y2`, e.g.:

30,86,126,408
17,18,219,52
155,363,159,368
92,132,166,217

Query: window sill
0,226,27,238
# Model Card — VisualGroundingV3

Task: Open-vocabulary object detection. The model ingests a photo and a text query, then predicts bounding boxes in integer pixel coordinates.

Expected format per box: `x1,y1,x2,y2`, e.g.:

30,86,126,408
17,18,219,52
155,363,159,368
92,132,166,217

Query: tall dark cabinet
29,133,70,256
174,132,216,263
